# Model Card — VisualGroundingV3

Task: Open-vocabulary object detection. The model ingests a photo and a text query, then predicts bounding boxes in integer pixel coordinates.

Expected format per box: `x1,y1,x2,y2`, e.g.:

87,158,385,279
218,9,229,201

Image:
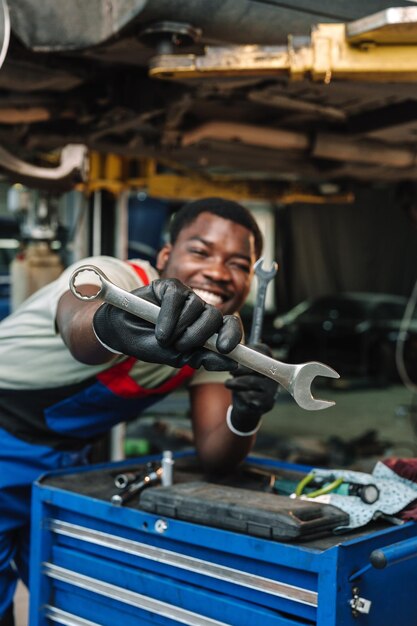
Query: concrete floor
260,381,417,463
127,380,417,466
15,381,417,625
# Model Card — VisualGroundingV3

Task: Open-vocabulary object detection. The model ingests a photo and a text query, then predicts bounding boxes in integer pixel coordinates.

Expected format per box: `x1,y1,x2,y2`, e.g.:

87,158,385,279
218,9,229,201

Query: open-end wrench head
254,257,278,280
291,362,340,411
253,257,264,272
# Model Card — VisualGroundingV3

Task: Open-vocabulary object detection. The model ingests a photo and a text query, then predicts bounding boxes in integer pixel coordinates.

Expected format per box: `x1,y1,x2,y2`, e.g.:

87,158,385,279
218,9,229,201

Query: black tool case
139,480,349,541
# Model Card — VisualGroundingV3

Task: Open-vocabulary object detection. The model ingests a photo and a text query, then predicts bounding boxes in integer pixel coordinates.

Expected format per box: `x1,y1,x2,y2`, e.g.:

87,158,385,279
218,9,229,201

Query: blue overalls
0,358,194,620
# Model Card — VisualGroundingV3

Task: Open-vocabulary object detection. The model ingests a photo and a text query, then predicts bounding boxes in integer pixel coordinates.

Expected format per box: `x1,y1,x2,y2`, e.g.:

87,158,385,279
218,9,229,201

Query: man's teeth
193,288,223,306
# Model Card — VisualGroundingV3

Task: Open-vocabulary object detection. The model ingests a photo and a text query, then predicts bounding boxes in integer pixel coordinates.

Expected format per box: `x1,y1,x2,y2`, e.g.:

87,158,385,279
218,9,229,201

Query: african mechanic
0,197,278,625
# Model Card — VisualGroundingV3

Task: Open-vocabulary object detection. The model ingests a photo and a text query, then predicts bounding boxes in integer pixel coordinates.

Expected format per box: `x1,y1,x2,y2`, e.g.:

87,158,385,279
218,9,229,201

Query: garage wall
275,185,417,311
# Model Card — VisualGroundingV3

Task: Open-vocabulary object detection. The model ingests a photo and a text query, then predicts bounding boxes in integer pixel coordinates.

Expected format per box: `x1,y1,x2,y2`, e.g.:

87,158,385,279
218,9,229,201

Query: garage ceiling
2,1,417,191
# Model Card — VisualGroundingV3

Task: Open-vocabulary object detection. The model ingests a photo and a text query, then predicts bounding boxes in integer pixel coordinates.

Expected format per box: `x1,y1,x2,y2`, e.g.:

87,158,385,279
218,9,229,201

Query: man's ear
156,244,172,273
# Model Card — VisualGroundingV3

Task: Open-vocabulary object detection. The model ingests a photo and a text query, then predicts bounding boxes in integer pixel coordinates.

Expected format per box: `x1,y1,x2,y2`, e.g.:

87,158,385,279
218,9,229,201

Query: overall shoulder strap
126,260,151,286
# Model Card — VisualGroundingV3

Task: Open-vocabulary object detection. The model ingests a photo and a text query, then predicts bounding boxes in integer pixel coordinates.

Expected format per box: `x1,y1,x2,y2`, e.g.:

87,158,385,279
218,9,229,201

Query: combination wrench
248,257,278,345
69,265,339,411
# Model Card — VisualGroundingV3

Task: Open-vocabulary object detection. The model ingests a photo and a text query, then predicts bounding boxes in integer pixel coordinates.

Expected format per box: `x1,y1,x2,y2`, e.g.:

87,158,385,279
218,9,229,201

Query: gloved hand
225,343,278,435
93,278,242,370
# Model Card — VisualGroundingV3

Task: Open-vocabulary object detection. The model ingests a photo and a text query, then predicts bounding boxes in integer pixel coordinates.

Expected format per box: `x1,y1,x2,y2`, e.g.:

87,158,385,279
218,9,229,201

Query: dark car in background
264,292,415,386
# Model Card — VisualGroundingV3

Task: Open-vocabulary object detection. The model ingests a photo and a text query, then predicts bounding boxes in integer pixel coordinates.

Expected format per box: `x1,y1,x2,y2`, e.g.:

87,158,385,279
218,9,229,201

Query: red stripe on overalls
97,261,195,397
126,261,151,285
97,358,195,398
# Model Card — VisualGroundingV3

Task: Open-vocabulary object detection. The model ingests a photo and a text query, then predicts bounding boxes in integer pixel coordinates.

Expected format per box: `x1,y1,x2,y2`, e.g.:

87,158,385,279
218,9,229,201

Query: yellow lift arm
149,7,417,84
81,151,353,205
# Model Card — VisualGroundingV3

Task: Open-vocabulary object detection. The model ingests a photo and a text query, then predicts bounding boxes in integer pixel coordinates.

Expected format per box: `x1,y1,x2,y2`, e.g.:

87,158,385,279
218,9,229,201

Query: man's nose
203,259,231,282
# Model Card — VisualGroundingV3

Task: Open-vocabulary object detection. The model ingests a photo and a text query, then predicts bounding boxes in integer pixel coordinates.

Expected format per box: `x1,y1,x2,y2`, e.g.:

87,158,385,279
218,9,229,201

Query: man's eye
231,262,250,273
189,248,207,256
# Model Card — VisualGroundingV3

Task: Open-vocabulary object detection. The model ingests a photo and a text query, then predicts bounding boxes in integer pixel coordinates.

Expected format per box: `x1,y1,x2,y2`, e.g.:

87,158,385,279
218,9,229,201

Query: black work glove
93,278,242,371
225,343,278,435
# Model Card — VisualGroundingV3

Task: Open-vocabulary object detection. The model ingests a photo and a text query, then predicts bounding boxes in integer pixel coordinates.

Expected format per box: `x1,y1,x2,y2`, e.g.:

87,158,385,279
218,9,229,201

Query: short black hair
168,197,263,257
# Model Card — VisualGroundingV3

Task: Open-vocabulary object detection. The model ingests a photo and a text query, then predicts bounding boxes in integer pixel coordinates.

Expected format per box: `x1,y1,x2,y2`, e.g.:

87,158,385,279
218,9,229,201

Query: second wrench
249,257,278,344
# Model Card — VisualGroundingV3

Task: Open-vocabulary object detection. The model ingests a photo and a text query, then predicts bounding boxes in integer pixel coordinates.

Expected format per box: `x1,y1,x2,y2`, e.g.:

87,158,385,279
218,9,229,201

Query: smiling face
156,212,257,315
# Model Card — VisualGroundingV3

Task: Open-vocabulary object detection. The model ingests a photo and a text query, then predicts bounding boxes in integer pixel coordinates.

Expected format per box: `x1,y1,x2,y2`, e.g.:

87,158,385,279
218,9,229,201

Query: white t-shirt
0,255,228,390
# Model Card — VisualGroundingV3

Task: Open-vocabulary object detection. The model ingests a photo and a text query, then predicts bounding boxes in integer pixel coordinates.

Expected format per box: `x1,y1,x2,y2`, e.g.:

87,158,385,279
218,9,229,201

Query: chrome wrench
69,265,339,411
249,256,278,344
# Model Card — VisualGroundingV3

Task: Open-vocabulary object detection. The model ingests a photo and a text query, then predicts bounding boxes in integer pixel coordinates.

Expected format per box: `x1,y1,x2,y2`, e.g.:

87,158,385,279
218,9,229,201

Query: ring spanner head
289,362,340,411
69,265,106,301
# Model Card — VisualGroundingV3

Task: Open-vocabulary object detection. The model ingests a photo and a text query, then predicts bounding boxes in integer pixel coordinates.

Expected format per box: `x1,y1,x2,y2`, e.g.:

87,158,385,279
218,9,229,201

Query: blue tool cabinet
29,454,417,626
